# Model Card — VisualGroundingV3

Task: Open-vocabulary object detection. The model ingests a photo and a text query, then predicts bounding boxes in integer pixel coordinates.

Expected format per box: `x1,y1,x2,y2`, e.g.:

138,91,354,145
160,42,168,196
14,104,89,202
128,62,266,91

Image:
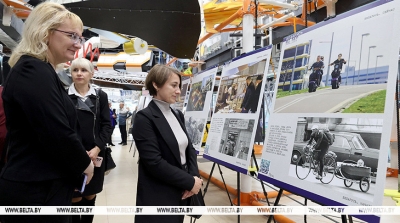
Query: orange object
254,144,263,155
199,169,295,222
387,168,398,177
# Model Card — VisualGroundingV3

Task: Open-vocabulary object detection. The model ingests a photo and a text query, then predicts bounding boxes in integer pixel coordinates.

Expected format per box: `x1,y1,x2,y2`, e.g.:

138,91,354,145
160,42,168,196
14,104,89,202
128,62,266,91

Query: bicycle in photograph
295,143,337,184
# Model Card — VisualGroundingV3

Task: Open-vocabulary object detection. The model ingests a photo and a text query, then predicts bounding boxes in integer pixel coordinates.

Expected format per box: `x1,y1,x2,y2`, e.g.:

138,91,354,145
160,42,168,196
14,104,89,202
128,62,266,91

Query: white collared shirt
68,83,96,102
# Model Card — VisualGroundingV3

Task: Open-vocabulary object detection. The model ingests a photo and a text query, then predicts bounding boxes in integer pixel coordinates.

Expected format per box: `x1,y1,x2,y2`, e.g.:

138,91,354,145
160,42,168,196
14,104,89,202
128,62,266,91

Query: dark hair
145,64,182,96
246,76,252,80
256,75,263,80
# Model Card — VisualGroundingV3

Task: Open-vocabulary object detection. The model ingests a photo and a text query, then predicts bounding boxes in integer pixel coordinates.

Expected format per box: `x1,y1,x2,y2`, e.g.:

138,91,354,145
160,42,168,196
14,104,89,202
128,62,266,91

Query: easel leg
203,163,216,198
237,171,240,223
348,215,353,223
304,198,308,223
217,164,234,205
267,189,283,223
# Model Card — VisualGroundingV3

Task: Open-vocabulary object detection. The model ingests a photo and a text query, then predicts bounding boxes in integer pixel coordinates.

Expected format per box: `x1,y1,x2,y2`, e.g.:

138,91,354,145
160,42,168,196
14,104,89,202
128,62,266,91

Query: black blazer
69,89,111,195
132,100,199,222
1,55,91,182
241,81,255,110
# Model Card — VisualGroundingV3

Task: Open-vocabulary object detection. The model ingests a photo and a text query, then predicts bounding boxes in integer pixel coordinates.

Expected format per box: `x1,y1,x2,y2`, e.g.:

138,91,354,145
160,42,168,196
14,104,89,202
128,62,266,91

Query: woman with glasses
68,58,111,223
0,3,93,223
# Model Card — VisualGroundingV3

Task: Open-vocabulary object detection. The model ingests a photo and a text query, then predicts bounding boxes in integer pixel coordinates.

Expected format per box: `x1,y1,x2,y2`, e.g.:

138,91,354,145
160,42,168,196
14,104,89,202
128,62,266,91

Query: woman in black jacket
133,65,202,223
0,3,94,223
68,58,111,223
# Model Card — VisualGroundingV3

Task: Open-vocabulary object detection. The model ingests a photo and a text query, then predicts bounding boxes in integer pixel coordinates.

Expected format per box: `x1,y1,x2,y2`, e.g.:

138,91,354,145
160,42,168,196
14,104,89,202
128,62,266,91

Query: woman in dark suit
132,64,203,223
0,2,93,223
68,58,111,223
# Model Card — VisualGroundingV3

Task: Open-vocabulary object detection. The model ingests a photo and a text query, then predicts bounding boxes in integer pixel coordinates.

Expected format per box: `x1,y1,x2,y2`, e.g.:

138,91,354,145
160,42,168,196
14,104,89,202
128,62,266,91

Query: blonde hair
70,58,94,74
9,2,83,67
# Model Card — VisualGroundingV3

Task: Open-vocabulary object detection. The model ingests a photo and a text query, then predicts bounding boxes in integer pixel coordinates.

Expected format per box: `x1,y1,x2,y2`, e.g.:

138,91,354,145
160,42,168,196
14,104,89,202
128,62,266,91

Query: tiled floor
93,131,400,222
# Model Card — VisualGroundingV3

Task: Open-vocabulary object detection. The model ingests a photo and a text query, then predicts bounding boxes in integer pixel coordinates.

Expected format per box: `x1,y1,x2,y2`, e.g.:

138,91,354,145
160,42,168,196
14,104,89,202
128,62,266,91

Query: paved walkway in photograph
274,84,387,113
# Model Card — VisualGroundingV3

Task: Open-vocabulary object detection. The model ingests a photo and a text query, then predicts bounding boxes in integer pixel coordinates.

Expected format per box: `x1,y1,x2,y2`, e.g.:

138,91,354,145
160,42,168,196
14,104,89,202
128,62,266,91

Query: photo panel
185,67,218,152
258,1,400,222
204,46,272,173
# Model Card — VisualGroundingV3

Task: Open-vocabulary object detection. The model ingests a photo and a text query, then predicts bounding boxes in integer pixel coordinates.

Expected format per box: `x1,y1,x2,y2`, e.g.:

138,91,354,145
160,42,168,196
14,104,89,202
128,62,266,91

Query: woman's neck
74,83,90,96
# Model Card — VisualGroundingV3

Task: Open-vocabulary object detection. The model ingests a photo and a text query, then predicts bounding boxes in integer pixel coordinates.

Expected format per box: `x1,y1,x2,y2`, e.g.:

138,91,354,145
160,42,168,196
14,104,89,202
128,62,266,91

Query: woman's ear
152,82,158,91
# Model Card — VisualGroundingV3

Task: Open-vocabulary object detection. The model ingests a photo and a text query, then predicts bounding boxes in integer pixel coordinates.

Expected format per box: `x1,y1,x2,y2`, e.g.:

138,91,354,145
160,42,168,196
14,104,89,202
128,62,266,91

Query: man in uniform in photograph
250,75,263,113
240,76,255,113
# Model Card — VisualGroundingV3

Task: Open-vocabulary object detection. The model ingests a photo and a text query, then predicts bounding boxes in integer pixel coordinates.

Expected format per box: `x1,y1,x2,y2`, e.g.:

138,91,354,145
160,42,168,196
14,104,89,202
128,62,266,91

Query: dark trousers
317,146,329,176
108,126,115,144
0,177,74,223
119,125,127,143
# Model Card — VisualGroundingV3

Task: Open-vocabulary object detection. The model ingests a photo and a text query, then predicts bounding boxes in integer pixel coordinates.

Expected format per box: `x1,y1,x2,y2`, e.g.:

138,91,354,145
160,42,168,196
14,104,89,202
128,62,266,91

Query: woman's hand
182,190,194,200
84,161,94,184
190,176,203,194
87,146,101,162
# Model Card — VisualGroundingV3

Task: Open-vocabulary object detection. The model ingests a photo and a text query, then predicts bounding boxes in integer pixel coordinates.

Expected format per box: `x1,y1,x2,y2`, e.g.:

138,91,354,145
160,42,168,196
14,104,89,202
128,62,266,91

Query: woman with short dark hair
133,64,202,223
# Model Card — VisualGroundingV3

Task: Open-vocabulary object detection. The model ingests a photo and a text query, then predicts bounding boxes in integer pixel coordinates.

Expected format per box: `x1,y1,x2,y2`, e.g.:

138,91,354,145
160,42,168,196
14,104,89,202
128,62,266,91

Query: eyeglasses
54,29,85,45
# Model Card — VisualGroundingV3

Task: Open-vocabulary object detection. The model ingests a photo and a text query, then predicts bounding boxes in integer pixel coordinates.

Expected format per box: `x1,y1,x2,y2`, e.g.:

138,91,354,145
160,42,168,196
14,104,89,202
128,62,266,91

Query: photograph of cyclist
307,125,331,180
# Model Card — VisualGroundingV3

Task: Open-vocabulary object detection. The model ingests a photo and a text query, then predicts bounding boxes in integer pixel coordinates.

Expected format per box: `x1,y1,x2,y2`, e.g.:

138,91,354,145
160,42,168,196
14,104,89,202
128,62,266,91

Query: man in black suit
241,76,255,113
250,75,263,113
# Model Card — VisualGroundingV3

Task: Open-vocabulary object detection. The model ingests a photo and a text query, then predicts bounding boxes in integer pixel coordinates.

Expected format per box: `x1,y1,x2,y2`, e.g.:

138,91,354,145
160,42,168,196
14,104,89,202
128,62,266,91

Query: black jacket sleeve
94,90,112,150
177,110,200,177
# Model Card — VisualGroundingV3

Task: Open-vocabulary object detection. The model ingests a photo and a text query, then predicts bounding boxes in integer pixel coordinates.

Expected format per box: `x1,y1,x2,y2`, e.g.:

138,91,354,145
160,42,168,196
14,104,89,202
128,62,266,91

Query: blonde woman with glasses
0,3,93,223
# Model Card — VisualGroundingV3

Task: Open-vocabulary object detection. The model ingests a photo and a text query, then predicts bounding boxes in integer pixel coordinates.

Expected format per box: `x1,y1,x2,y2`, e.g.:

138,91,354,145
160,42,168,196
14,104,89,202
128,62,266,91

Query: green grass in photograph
342,90,386,113
276,87,329,98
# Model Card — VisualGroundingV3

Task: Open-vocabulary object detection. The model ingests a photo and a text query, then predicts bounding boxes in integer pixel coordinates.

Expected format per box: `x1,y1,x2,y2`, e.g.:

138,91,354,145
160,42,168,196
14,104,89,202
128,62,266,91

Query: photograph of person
218,118,254,161
289,117,381,200
215,74,263,114
184,116,206,149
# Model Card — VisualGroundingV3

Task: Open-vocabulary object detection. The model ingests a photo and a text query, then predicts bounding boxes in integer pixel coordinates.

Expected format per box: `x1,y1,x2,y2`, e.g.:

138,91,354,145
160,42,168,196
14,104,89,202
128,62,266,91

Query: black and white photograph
289,117,381,201
184,116,206,149
218,118,255,160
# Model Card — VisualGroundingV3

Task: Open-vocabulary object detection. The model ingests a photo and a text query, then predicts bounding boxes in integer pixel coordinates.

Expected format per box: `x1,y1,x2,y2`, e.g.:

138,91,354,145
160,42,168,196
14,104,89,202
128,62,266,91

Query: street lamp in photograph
348,60,357,85
374,55,383,84
357,33,370,84
366,45,376,84
321,32,334,86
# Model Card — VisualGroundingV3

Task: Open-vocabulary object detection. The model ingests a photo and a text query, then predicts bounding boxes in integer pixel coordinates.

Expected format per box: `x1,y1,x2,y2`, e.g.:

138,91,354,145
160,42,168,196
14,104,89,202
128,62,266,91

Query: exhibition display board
257,1,400,222
204,46,272,174
184,66,217,151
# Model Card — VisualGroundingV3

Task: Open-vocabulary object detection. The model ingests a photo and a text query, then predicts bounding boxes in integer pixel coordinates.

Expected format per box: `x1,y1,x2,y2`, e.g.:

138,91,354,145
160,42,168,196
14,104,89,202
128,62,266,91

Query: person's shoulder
14,55,48,70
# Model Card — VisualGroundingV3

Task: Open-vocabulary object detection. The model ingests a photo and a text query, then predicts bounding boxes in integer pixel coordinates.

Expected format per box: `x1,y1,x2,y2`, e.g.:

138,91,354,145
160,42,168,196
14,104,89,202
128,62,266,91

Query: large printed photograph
289,117,381,202
186,74,214,112
215,60,266,114
274,13,393,113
